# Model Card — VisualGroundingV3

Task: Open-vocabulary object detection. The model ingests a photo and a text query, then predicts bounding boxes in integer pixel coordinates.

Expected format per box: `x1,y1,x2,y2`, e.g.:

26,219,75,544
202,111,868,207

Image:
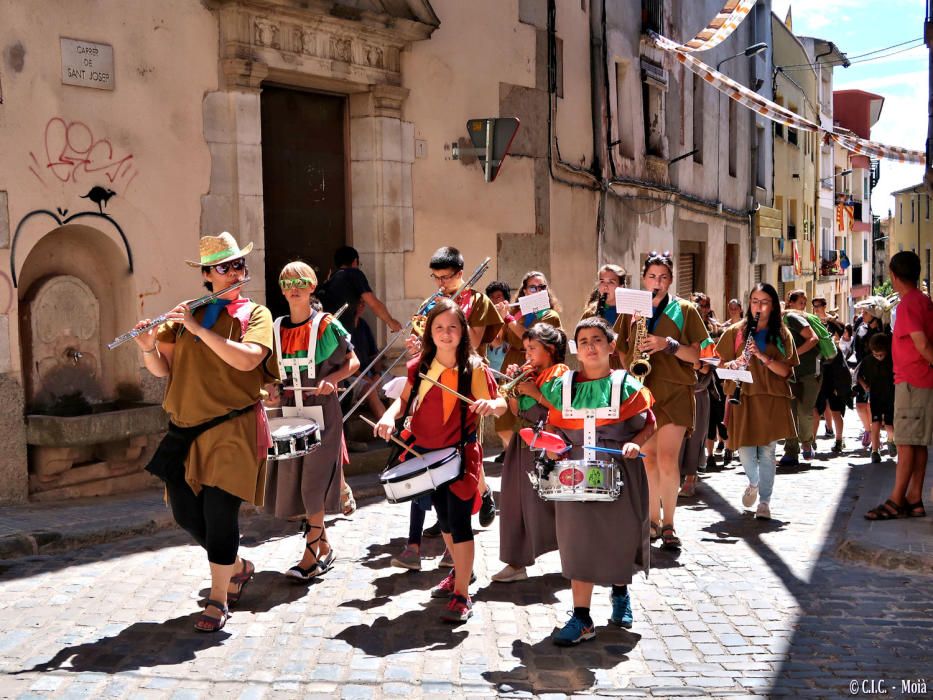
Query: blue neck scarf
201,299,231,331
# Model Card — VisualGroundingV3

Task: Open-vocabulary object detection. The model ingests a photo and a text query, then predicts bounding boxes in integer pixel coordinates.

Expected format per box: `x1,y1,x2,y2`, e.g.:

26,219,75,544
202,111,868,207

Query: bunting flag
792,240,802,276
676,0,759,52
652,32,820,133
651,31,924,165
829,131,924,165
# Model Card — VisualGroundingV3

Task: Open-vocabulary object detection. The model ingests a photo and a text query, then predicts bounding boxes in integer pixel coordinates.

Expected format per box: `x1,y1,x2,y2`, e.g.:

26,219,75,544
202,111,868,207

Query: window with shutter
677,253,695,297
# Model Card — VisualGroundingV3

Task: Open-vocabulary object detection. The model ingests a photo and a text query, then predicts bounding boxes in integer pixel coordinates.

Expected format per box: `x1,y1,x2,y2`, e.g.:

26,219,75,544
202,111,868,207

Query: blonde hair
279,260,317,286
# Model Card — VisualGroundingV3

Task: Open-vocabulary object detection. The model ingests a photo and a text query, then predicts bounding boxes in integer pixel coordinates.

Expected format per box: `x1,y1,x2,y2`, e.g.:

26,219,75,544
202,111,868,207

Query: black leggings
165,479,243,565
431,483,474,544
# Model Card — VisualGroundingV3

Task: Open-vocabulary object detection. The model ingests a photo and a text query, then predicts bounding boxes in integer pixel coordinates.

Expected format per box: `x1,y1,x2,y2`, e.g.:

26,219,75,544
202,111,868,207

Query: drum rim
380,447,460,483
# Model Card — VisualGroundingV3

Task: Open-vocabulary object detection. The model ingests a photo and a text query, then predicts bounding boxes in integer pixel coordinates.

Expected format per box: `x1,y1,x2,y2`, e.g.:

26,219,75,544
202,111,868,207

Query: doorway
260,86,348,318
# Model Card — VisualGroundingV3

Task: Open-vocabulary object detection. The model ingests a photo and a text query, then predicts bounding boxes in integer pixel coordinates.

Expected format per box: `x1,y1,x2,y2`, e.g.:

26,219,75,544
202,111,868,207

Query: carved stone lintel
222,57,270,90
255,19,280,48
331,35,353,63
371,84,410,118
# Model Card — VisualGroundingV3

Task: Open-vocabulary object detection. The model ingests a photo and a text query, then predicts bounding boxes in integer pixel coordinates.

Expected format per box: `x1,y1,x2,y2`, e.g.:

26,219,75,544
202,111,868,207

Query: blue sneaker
610,591,633,629
777,453,799,468
552,614,595,646
802,445,814,460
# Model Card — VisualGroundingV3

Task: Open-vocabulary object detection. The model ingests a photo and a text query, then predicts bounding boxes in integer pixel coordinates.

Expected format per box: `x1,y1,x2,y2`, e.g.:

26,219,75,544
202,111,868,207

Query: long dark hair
744,283,783,347
518,270,562,313
584,263,626,316
523,323,568,365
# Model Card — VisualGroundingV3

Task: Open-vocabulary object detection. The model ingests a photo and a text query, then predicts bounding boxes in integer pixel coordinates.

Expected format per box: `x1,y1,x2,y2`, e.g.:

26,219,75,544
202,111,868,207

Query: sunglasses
279,277,315,289
526,284,548,293
210,258,246,275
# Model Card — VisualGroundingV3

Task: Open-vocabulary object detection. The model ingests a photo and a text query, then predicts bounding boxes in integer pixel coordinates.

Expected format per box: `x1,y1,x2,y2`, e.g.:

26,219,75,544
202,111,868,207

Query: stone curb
835,537,933,575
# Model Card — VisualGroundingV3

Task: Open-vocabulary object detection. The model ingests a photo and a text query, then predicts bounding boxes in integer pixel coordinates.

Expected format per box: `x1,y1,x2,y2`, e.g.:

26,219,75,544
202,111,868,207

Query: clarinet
729,312,761,405
595,292,608,318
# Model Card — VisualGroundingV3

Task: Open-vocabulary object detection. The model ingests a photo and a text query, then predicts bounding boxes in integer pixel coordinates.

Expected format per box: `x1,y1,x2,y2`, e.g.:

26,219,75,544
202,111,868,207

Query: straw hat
185,232,253,267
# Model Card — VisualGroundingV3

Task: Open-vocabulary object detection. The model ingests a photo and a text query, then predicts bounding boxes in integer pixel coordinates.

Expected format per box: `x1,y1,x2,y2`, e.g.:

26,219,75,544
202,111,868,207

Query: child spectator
857,333,895,463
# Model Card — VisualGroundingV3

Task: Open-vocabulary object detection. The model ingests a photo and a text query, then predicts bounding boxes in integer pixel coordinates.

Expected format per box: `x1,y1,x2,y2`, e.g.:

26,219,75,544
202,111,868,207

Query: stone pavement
0,416,930,699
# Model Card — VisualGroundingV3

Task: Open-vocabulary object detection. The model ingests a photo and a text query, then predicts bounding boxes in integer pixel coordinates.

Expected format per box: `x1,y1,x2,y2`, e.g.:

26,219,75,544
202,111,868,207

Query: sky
770,0,926,219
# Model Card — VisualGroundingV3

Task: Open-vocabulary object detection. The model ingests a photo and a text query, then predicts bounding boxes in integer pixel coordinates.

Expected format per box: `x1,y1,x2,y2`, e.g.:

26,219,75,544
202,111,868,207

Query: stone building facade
0,0,767,503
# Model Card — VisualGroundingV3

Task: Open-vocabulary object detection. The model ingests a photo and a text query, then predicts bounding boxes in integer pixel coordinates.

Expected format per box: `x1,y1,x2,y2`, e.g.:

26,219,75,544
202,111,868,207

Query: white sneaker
490,564,528,583
755,502,771,520
742,484,759,508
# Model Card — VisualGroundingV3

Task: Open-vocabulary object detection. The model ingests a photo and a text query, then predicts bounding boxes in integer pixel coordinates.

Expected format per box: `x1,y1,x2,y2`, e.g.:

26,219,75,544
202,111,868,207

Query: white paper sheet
615,288,653,315
383,375,407,400
513,290,551,315
716,368,753,383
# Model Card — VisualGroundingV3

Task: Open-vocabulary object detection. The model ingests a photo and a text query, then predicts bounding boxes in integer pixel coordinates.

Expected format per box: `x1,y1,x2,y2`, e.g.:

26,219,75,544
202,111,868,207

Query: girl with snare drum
538,317,654,645
492,323,569,584
375,298,506,623
264,261,360,581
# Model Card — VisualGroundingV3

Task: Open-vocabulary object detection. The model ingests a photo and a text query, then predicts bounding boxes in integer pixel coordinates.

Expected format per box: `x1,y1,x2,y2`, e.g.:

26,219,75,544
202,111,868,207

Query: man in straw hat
133,232,279,632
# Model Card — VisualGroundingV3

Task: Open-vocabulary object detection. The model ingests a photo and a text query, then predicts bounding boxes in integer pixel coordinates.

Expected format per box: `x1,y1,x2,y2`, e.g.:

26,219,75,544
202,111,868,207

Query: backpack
802,313,838,361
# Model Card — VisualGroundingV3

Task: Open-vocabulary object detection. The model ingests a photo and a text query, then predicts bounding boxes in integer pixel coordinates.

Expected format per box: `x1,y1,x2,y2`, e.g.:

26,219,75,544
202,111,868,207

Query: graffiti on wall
29,117,138,191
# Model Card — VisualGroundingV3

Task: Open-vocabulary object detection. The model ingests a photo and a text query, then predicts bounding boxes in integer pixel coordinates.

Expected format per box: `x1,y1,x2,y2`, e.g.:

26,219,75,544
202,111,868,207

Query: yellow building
890,184,933,290
770,12,819,301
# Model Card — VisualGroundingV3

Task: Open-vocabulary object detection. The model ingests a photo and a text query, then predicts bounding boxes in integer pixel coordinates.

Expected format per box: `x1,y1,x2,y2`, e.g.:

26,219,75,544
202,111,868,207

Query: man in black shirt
319,246,402,332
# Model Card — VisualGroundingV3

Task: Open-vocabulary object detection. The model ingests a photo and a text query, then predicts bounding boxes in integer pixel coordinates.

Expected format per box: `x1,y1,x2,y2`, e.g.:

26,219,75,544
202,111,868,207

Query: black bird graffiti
80,186,117,213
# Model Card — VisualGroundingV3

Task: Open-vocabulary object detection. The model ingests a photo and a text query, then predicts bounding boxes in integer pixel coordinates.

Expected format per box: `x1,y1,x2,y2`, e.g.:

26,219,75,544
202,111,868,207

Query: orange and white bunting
677,0,759,53
829,132,924,165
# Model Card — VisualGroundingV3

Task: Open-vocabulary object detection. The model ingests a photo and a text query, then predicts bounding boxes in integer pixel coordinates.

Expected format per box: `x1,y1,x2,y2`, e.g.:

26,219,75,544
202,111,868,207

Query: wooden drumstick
359,415,422,459
417,373,476,406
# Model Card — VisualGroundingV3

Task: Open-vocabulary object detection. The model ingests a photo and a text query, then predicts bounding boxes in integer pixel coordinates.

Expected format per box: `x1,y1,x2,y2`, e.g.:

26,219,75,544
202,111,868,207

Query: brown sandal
226,559,255,607
649,521,661,541
906,500,926,518
864,499,906,521
194,600,229,633
660,525,682,550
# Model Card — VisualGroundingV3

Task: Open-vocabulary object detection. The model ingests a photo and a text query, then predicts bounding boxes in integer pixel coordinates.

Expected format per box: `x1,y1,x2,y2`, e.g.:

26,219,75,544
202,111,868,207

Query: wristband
504,314,516,324
664,337,680,355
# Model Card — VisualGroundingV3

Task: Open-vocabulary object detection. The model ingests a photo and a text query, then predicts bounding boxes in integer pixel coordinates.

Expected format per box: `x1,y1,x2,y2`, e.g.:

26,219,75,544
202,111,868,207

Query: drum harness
560,369,625,462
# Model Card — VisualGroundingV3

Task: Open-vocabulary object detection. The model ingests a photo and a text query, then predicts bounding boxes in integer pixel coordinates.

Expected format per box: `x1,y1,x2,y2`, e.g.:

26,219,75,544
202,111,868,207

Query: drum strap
273,312,327,405
560,370,625,461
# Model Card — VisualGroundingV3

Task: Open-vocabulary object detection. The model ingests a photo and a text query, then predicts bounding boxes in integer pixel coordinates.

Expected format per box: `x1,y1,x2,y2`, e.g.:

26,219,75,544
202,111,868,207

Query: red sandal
227,558,255,607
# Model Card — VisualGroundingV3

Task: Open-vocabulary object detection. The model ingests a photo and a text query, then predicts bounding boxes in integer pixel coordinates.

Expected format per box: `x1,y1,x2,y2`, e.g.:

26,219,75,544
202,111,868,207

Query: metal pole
484,119,494,182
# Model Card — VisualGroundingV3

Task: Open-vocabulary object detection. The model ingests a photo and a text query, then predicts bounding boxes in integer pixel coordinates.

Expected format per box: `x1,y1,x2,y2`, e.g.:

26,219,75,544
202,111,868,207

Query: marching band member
263,261,360,581
538,317,654,645
493,271,563,457
139,233,278,632
485,281,514,455
616,252,709,550
492,323,568,583
716,284,798,520
375,298,506,622
580,264,628,369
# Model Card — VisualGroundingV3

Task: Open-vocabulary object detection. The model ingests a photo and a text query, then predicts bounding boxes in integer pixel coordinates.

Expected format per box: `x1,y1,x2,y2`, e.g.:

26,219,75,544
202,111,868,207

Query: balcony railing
642,0,663,34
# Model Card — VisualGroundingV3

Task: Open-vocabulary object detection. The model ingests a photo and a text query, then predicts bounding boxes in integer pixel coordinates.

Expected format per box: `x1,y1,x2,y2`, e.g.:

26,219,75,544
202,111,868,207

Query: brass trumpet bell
498,369,534,398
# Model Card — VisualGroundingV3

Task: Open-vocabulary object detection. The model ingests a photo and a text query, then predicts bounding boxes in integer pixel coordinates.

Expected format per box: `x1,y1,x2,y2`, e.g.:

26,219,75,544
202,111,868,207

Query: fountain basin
25,403,167,447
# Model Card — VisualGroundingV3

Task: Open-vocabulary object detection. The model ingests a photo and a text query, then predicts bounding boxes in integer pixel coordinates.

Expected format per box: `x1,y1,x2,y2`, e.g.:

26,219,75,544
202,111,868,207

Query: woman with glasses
580,264,627,369
263,261,360,581
615,252,710,550
136,233,278,632
716,284,798,520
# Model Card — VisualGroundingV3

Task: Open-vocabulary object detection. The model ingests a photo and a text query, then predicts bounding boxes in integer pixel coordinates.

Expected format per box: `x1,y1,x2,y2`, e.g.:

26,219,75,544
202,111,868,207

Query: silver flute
107,277,250,350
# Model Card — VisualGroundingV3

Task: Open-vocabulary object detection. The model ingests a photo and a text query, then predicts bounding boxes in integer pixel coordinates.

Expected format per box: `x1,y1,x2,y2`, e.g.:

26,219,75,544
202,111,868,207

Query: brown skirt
647,378,696,432
498,435,558,566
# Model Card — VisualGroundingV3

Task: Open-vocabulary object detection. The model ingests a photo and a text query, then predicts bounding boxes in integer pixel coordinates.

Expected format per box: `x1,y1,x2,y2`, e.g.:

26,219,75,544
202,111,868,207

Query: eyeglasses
279,277,314,289
526,284,548,293
429,271,459,283
211,258,246,275
812,302,826,308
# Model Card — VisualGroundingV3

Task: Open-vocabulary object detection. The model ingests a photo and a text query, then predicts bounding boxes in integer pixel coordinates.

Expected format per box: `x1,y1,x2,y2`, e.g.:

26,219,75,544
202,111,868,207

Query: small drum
268,416,321,461
534,459,621,502
380,447,462,504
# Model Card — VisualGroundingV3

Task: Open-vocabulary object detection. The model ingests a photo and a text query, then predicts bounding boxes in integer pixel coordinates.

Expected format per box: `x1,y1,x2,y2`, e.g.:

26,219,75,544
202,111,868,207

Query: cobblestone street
0,420,930,699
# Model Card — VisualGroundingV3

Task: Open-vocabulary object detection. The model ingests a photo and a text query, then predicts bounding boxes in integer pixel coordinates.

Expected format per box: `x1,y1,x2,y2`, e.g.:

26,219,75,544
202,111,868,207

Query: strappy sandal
285,523,335,581
864,499,906,521
226,558,255,607
194,599,229,633
341,484,357,516
660,525,682,551
906,500,926,518
649,521,661,542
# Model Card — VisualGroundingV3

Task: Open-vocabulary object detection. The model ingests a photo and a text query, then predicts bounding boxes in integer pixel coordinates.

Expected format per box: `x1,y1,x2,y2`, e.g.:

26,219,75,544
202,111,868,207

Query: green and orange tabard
540,369,654,431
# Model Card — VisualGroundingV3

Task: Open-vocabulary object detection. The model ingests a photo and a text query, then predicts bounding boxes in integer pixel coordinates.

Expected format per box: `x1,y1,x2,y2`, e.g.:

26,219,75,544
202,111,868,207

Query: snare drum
267,416,321,461
380,447,462,504
535,459,621,502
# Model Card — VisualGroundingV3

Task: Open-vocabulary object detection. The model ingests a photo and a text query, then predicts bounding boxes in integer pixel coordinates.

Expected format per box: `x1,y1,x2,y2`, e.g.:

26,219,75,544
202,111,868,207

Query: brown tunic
498,402,558,566
157,304,278,504
715,322,799,448
616,296,710,430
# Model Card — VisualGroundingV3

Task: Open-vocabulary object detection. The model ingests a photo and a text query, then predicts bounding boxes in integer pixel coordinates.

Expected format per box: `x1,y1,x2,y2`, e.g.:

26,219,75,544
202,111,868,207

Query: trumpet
729,312,761,405
498,364,536,398
108,277,250,350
